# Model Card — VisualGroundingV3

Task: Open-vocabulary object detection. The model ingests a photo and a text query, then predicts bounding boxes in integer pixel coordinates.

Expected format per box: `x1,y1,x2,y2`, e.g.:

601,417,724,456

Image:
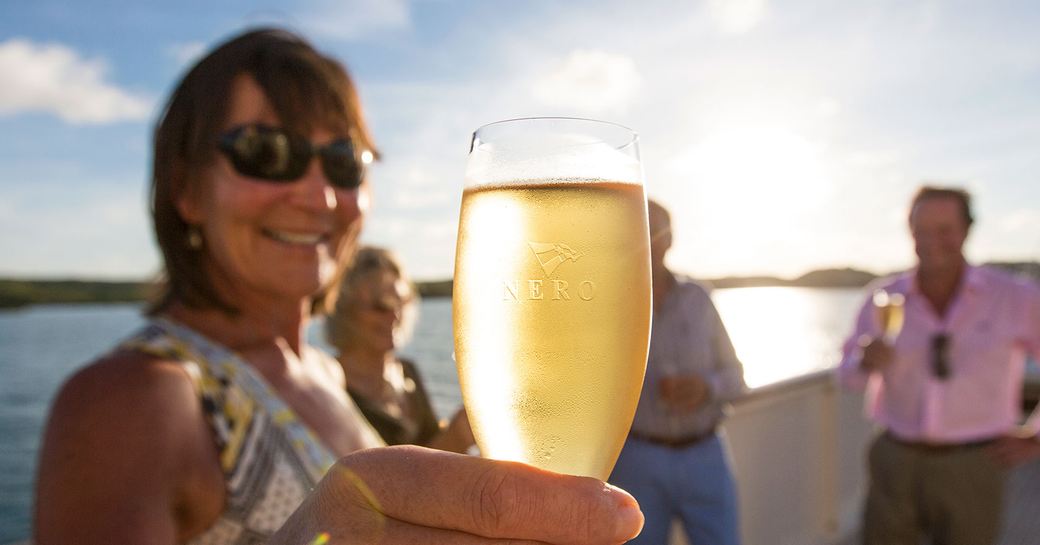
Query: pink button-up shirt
837,265,1040,443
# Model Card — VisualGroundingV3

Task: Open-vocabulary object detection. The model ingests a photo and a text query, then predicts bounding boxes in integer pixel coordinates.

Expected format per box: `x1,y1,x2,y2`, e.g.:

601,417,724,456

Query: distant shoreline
2,262,1037,309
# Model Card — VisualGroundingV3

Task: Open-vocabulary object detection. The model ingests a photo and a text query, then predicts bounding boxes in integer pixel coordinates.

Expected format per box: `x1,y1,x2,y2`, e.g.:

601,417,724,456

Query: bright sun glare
693,126,828,229
669,125,831,277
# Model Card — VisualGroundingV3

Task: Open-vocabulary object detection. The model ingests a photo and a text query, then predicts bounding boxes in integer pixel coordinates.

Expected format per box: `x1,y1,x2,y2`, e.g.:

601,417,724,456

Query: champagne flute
872,288,905,344
452,117,651,479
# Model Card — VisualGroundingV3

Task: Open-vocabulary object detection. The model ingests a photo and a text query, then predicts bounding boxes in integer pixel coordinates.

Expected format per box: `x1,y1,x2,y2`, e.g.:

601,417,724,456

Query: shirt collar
961,264,986,292
907,262,984,296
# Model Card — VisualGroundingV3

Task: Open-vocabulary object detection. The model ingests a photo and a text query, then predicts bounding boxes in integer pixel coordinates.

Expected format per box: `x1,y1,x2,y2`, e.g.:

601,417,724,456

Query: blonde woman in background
327,246,475,453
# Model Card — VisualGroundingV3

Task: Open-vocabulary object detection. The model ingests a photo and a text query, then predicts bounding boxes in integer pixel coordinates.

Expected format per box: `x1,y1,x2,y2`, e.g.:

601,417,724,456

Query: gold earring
187,225,203,250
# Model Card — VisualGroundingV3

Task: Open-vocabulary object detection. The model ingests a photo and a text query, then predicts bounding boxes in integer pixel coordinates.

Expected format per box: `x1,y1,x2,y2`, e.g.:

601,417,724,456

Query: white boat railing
669,370,874,545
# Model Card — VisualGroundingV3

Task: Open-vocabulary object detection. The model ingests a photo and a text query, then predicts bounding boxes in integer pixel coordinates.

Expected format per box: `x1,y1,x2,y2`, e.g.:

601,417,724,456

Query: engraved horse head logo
528,242,584,277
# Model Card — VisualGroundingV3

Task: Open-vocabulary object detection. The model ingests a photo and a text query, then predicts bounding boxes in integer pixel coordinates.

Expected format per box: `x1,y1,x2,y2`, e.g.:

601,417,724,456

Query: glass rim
472,116,639,150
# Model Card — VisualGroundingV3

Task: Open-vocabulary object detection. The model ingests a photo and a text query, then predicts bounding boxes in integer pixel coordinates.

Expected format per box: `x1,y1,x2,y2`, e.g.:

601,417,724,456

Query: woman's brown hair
148,27,379,315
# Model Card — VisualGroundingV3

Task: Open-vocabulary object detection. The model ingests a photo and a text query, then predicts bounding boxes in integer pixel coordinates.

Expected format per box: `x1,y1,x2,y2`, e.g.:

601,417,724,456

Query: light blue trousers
608,433,741,545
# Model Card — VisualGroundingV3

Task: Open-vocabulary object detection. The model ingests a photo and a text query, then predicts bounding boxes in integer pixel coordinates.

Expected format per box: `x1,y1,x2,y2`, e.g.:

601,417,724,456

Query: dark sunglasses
365,292,414,313
931,333,951,380
217,124,370,189
367,299,402,314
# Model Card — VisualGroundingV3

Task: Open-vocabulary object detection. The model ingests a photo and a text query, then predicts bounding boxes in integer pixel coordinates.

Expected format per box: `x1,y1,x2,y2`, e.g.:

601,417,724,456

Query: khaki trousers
863,433,1007,545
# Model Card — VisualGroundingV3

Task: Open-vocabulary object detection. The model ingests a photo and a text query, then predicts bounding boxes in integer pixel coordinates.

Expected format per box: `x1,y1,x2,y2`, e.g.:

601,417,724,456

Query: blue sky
1,0,1038,280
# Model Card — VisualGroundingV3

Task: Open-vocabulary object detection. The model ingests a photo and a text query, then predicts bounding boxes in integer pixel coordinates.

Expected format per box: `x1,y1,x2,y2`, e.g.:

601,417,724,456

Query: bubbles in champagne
535,435,561,463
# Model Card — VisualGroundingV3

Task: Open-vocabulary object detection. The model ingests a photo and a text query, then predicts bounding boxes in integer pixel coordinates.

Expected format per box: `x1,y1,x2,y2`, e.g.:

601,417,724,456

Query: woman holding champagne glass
33,28,642,545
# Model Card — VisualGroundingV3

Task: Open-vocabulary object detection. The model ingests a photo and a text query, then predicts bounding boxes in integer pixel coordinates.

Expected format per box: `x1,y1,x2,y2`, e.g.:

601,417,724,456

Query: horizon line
3,259,1039,285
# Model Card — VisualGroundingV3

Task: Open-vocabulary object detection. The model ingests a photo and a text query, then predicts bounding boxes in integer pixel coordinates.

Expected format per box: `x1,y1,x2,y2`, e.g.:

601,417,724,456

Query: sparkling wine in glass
873,288,905,344
452,117,651,479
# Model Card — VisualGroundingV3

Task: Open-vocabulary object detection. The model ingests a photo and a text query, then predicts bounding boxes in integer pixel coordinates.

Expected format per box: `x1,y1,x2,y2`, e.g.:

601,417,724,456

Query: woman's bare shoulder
35,349,220,544
56,349,197,412
44,348,205,456
311,346,346,389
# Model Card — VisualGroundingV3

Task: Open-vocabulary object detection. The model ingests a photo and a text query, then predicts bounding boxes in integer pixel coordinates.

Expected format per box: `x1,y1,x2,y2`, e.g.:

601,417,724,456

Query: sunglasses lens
320,140,364,189
222,126,308,182
220,126,365,187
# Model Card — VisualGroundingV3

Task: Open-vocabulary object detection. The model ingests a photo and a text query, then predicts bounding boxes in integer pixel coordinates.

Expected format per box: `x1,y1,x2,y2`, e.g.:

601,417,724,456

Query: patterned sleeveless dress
118,318,346,544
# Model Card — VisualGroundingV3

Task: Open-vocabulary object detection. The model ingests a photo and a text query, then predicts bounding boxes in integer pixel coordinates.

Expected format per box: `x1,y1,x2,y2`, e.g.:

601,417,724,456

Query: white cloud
362,215,458,279
0,38,153,124
815,97,841,118
382,165,452,208
844,149,902,169
998,209,1040,233
392,189,453,210
0,181,156,278
531,49,641,114
706,0,768,34
166,41,207,68
399,164,439,187
298,0,410,41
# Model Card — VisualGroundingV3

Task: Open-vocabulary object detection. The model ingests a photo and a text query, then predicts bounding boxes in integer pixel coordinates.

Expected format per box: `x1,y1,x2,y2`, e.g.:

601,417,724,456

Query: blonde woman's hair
325,246,420,350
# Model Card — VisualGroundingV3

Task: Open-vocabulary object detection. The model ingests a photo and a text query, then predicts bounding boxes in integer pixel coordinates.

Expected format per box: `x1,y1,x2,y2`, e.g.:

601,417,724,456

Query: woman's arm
426,407,476,454
397,358,474,454
34,352,220,545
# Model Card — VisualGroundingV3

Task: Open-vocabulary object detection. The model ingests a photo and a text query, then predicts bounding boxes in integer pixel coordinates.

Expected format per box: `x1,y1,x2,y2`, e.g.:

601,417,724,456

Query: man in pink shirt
838,186,1040,545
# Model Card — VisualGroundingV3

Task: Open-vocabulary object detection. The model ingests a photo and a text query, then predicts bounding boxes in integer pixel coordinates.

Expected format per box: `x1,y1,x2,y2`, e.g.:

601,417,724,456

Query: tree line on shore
2,262,1037,309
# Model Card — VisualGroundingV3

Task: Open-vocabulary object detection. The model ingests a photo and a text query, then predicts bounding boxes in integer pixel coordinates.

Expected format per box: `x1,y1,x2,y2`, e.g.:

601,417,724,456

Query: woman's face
350,270,411,353
178,74,368,306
